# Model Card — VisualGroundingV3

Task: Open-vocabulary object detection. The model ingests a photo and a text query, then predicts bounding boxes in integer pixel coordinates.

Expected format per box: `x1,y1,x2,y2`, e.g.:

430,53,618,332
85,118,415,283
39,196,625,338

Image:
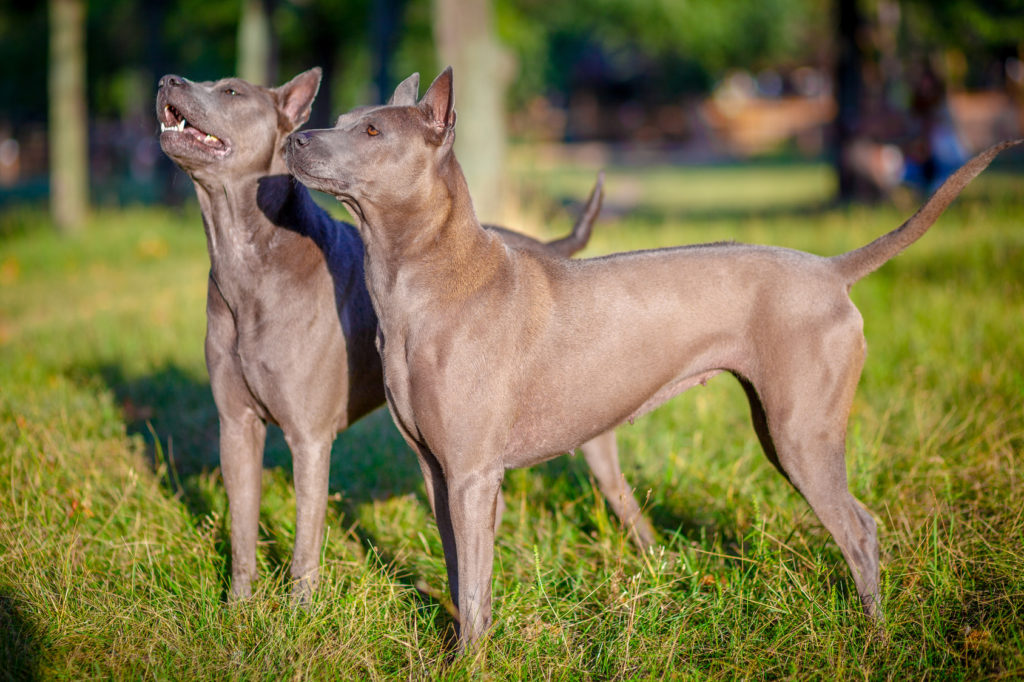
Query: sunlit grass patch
1,155,1022,678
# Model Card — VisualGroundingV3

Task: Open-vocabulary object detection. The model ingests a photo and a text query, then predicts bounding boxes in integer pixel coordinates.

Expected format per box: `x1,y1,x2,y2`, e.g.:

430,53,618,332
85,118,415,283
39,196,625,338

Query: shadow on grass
91,363,423,504
86,361,767,634
0,588,38,682
513,446,748,563
88,363,442,604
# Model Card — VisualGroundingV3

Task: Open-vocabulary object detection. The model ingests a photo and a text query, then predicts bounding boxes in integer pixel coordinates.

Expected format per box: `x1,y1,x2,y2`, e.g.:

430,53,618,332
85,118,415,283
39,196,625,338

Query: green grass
1,156,1023,679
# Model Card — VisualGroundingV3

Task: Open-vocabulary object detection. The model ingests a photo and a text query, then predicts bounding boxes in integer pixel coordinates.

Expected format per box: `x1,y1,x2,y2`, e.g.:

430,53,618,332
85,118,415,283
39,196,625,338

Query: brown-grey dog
155,68,654,603
284,66,1022,647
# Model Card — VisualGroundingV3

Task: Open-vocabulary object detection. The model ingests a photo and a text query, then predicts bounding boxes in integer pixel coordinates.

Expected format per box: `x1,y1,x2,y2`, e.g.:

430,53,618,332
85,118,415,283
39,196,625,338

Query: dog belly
624,368,724,423
500,348,729,471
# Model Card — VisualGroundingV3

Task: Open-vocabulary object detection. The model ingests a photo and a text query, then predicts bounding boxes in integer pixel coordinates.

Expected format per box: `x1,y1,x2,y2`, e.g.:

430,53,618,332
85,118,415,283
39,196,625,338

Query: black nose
158,74,184,89
289,132,311,148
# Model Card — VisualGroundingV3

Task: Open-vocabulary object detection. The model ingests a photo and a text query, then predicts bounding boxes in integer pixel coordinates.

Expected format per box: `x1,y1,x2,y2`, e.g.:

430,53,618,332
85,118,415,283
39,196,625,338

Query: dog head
156,68,321,179
284,68,457,218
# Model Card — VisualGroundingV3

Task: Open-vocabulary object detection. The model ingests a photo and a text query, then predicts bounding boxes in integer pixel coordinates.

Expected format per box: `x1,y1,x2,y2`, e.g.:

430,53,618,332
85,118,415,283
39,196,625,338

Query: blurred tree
902,0,1024,60
160,0,238,83
238,0,276,85
373,0,406,103
497,0,827,109
834,0,866,203
0,3,48,127
280,0,373,129
434,0,512,220
49,0,89,233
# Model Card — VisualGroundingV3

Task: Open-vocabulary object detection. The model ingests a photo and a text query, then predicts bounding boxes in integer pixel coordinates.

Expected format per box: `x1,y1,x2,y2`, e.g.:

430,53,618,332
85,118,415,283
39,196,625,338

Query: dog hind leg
580,431,656,550
740,335,881,618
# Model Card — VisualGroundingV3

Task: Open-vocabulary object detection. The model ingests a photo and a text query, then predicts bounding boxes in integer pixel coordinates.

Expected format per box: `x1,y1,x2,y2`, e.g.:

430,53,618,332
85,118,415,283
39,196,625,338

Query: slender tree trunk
48,0,88,234
308,27,335,130
833,0,865,203
372,0,404,104
433,0,511,221
238,0,276,85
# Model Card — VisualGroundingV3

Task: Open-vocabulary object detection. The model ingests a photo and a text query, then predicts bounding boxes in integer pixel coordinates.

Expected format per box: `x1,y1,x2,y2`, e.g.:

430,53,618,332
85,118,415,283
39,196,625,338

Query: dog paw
289,578,317,608
227,580,253,604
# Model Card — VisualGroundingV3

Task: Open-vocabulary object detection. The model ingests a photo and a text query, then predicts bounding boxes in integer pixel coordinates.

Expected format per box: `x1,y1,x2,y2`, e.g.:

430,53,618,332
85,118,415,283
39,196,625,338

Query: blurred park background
3,2,1024,677
1,0,1023,230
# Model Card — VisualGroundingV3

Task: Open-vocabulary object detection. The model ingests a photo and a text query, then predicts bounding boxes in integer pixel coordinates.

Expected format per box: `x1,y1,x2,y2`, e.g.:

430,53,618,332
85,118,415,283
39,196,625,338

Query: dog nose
159,74,184,89
289,132,311,148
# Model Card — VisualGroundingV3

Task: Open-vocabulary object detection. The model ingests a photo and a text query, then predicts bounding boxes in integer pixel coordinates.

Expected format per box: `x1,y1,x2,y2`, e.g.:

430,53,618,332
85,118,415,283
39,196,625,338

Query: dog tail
545,171,605,257
831,138,1022,284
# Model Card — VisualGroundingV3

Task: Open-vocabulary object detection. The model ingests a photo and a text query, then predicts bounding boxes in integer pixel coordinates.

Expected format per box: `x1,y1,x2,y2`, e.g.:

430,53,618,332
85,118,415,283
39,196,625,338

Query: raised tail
544,171,605,257
831,138,1023,284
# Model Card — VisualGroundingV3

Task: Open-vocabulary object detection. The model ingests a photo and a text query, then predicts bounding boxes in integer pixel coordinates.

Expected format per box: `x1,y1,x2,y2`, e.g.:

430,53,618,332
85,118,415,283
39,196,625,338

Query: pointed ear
419,67,456,132
274,67,322,132
387,72,420,106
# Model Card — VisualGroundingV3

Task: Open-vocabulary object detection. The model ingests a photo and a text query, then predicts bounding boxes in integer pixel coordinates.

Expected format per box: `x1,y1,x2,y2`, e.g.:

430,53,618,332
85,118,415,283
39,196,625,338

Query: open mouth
159,104,229,154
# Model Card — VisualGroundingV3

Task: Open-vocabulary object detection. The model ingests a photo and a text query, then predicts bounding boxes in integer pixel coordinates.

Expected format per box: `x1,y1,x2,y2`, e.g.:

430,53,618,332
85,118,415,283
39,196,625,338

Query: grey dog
156,68,654,603
284,66,1022,647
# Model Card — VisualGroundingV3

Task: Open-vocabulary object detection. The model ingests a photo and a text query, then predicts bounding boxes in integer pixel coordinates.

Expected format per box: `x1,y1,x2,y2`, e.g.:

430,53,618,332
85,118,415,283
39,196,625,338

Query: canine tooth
204,133,219,143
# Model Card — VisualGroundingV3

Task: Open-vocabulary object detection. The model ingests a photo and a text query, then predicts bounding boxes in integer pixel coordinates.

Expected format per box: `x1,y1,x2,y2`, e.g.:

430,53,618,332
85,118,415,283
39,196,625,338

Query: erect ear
274,67,322,132
387,72,420,106
418,67,456,136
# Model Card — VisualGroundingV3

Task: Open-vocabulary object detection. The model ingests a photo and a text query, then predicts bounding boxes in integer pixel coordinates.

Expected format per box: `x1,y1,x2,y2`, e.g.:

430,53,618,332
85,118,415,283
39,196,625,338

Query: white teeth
204,133,219,143
160,108,187,133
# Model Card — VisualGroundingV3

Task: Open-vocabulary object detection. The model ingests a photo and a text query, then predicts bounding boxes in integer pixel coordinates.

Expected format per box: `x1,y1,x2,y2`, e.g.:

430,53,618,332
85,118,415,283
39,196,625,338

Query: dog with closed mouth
155,67,654,604
284,66,1022,647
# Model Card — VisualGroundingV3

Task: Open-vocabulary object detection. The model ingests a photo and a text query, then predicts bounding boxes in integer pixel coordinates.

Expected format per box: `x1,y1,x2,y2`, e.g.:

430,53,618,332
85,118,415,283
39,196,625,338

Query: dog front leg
286,433,332,603
447,468,503,649
220,410,267,601
413,447,462,618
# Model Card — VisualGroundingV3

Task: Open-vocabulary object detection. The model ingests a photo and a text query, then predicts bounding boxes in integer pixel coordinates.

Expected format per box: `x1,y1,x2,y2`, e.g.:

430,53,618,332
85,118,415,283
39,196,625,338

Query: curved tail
831,138,1022,284
545,171,605,257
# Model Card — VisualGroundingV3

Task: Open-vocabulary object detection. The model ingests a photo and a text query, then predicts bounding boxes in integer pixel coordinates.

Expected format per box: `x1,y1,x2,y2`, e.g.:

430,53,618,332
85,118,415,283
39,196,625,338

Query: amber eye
366,125,379,136
224,87,239,96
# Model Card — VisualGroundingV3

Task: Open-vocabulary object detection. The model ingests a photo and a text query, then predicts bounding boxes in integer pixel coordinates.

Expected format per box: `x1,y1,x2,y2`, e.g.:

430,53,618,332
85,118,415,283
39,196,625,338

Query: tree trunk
433,0,511,221
308,26,336,130
833,0,865,203
238,0,276,85
372,0,403,104
48,0,88,234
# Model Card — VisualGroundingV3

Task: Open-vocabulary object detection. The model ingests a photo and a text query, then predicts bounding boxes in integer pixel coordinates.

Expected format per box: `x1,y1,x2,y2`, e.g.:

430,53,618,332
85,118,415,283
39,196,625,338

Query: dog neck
188,154,328,302
354,155,508,318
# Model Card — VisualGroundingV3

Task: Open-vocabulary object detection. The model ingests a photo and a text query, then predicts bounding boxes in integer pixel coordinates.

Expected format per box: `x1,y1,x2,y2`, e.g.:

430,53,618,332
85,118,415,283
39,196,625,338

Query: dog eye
366,125,379,137
223,87,239,96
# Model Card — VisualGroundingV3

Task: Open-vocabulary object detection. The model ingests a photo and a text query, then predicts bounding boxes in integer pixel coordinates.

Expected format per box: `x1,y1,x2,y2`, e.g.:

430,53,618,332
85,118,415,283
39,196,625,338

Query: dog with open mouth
155,68,654,604
157,76,233,163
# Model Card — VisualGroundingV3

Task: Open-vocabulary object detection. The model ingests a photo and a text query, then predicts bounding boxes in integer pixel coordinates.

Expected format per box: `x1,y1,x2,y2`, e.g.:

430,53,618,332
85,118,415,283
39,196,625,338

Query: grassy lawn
1,155,1023,679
